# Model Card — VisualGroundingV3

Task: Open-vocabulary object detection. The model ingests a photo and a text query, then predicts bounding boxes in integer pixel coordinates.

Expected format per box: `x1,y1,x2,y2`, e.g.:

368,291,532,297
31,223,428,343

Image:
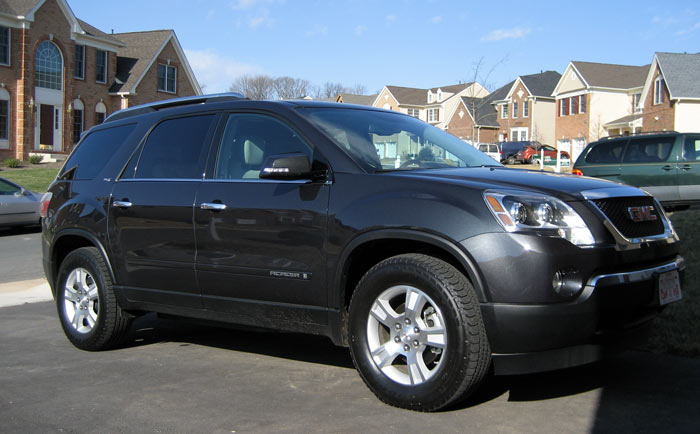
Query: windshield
300,107,501,172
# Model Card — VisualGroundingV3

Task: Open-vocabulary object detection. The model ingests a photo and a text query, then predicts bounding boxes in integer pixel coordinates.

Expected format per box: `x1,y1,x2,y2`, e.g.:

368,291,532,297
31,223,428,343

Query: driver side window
214,114,312,180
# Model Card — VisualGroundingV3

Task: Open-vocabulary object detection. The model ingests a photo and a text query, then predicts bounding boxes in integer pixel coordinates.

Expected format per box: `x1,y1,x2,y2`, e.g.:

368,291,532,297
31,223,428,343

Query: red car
517,144,570,164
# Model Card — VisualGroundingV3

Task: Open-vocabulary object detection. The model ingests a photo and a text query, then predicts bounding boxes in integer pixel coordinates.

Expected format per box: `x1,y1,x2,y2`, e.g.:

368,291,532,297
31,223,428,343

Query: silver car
0,177,42,228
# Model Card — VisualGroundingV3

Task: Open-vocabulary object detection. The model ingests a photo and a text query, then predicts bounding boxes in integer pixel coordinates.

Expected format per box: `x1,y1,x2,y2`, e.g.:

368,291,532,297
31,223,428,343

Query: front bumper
480,256,685,375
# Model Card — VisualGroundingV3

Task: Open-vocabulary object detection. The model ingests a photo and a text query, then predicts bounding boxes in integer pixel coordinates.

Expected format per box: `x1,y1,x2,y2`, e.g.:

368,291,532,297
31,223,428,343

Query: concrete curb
0,278,53,308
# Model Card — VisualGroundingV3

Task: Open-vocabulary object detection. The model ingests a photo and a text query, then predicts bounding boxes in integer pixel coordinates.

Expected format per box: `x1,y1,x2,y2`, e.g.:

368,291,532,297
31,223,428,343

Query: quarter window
62,124,137,180
584,140,627,164
74,45,85,79
134,115,216,179
158,64,176,93
0,26,9,66
214,114,312,180
96,49,107,83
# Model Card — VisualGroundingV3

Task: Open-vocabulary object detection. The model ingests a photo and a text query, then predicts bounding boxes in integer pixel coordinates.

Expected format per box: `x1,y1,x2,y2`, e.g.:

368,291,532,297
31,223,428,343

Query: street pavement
1,287,700,433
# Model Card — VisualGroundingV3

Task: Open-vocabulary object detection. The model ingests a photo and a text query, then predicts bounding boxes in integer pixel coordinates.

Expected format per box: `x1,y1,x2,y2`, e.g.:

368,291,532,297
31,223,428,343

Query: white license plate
659,270,682,305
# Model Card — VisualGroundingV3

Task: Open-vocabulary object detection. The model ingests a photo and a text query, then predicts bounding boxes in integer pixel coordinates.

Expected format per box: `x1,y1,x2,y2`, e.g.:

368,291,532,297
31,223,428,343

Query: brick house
640,52,700,133
0,0,201,160
444,83,510,144
372,82,489,131
551,61,649,161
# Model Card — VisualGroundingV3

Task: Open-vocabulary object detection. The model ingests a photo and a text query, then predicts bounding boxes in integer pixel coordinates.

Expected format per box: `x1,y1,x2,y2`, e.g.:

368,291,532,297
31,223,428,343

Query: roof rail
105,92,246,122
600,130,678,140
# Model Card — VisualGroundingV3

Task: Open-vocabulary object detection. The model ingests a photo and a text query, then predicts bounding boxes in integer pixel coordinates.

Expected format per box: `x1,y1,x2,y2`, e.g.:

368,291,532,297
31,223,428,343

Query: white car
0,177,42,228
478,143,501,162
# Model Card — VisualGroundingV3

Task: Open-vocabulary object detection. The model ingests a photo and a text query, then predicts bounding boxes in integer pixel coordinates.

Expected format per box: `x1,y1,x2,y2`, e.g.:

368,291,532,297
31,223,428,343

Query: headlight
484,190,595,247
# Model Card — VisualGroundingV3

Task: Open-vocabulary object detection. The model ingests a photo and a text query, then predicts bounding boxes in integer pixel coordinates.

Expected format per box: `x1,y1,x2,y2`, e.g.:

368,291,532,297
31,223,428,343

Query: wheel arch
49,229,116,292
333,229,486,314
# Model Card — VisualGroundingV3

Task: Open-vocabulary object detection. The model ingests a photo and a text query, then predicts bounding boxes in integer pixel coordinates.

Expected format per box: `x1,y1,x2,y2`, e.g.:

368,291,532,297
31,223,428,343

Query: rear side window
584,140,627,164
622,137,673,163
62,124,136,180
683,136,700,161
134,114,216,179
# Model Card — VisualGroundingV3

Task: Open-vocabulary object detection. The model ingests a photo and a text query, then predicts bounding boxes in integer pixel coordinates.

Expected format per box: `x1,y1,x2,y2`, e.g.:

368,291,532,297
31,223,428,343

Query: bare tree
273,76,312,99
229,74,276,100
459,56,509,144
321,82,348,99
349,83,367,95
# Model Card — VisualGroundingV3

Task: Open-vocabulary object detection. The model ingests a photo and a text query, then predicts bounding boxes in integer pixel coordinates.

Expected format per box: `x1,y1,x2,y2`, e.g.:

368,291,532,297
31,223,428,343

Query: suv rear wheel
348,254,491,411
56,247,131,351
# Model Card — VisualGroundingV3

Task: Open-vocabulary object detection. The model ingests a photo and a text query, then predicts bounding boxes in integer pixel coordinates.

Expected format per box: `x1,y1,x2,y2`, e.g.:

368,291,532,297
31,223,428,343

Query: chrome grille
593,197,665,239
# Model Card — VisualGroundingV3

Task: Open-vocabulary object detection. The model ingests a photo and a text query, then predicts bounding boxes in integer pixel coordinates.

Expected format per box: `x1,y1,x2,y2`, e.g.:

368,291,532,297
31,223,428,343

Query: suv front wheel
348,254,491,411
56,247,132,351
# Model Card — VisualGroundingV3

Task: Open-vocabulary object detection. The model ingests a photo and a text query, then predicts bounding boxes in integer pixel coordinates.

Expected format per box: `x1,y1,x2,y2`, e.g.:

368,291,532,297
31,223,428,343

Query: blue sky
68,0,700,94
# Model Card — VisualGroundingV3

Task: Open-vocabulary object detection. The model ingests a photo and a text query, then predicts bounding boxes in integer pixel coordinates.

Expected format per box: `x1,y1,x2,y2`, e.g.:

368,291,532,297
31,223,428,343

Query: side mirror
259,153,313,180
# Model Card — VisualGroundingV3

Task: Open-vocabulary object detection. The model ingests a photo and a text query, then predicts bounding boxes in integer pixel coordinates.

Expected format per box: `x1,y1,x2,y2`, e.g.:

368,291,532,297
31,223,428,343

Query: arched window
72,98,84,144
95,101,107,124
0,88,9,146
35,41,63,90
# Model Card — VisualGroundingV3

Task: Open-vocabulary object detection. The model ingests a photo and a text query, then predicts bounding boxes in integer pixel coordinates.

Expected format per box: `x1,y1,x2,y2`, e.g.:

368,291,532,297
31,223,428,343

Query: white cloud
481,27,531,41
430,16,442,24
355,24,367,36
248,8,274,29
184,48,263,93
676,21,700,36
305,24,328,37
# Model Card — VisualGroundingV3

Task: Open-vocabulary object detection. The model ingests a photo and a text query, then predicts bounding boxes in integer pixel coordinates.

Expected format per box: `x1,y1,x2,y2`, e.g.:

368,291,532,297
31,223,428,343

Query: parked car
518,144,571,164
0,177,43,228
42,94,684,411
499,141,540,164
478,143,501,162
572,132,700,209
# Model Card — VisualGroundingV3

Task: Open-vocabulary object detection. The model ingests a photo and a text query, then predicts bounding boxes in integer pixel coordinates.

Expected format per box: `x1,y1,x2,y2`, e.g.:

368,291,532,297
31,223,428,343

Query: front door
194,113,329,325
40,104,54,148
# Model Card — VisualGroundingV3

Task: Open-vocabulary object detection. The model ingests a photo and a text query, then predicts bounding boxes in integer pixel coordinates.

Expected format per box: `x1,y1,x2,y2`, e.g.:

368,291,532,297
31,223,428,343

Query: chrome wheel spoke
64,289,80,304
71,309,84,329
369,298,401,328
63,267,99,334
87,286,98,301
404,287,426,322
421,326,447,349
371,343,400,368
406,349,430,385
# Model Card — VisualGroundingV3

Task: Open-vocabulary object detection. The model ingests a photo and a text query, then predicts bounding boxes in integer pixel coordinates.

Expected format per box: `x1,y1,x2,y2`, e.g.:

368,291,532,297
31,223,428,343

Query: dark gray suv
42,94,684,411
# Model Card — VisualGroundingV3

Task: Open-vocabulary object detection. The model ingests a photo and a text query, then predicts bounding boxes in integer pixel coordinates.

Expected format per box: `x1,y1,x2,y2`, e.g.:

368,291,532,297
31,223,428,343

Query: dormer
437,89,443,101
427,90,434,103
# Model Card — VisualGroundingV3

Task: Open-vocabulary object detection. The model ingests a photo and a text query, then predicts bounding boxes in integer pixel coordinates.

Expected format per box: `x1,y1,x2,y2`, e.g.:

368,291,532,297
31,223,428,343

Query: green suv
573,132,700,209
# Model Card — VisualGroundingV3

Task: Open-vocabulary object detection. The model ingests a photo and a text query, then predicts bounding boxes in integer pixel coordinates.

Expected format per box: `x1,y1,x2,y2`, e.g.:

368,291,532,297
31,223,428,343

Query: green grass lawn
645,208,700,357
0,166,59,192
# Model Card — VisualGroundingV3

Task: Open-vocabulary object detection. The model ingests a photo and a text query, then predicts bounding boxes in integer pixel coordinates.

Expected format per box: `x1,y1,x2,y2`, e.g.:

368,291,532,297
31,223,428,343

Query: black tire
348,254,491,411
506,156,516,165
55,247,131,351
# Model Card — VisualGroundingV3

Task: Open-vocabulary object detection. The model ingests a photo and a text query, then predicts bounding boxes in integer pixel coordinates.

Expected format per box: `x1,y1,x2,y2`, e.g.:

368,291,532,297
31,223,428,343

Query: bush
29,155,43,165
3,158,21,168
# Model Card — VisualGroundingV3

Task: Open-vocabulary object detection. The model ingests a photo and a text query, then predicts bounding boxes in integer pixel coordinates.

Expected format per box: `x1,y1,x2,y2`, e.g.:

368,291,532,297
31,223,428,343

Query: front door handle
661,165,674,171
113,200,132,208
200,202,227,211
680,165,692,171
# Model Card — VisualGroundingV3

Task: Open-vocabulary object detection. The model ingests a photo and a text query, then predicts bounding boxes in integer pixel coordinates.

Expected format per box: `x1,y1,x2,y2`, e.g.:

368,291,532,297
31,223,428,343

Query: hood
388,167,647,202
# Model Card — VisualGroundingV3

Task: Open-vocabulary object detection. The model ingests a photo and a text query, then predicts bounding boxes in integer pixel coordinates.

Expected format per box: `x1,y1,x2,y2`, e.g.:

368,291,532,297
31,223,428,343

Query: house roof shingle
386,83,474,106
76,18,124,45
520,70,561,97
656,52,700,99
0,0,37,16
572,61,649,89
461,80,513,128
109,30,172,93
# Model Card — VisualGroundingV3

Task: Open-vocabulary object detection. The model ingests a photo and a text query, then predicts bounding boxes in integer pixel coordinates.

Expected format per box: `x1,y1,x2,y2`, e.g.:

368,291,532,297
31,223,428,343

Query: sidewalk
0,278,52,308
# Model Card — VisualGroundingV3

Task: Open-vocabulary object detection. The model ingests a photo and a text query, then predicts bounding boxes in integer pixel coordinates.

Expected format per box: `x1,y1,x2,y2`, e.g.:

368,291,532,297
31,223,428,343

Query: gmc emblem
626,206,658,223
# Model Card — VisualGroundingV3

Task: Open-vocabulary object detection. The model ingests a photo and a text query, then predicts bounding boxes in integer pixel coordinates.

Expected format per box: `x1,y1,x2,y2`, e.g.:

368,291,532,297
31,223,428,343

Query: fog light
552,269,584,297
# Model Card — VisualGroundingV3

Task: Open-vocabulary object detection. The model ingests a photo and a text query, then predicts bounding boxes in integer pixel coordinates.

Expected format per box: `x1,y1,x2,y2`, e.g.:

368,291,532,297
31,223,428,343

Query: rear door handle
680,165,692,171
112,200,132,208
200,202,227,211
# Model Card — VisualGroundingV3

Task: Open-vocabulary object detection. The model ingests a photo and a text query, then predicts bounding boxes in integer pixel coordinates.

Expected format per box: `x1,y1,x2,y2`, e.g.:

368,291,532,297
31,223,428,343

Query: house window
0,26,9,66
579,95,586,113
560,99,569,116
158,63,176,93
427,108,439,123
74,45,85,79
513,101,518,118
501,104,508,119
407,108,420,118
95,101,107,125
571,96,579,114
96,49,107,83
654,77,664,105
633,93,641,112
73,109,83,144
427,92,434,103
35,41,63,90
0,98,8,142
523,101,529,117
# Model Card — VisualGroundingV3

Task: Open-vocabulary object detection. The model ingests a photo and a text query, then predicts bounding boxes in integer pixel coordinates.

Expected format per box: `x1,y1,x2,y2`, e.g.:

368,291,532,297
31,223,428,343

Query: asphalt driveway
1,300,699,433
